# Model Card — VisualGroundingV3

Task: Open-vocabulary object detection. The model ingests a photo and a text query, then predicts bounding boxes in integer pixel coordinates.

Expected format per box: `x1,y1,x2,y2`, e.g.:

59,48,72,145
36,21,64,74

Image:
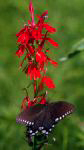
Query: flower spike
16,0,58,110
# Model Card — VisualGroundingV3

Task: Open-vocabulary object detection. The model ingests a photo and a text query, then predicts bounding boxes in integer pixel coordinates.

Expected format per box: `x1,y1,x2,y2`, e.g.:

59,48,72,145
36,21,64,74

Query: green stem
32,136,37,150
32,134,48,150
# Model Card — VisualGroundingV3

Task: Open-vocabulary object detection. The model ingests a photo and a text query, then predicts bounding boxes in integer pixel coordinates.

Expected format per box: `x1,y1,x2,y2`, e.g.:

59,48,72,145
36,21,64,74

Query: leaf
59,38,84,62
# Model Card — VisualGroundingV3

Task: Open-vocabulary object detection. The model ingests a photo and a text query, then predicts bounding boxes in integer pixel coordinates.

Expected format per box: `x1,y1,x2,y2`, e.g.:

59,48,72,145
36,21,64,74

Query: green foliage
0,0,84,150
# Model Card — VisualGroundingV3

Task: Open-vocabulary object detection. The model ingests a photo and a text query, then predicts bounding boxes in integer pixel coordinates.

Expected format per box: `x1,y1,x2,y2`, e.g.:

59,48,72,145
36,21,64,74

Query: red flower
36,51,47,64
27,64,41,80
36,10,48,25
21,96,30,111
27,98,36,108
16,45,25,58
40,10,48,19
16,26,26,37
16,26,29,44
17,32,29,45
21,96,38,111
47,58,58,67
43,23,56,33
47,38,59,47
32,29,42,40
39,97,46,104
42,76,55,88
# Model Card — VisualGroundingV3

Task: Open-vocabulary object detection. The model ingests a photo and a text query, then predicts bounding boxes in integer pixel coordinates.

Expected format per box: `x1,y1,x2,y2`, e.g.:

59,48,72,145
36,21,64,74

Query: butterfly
16,101,75,137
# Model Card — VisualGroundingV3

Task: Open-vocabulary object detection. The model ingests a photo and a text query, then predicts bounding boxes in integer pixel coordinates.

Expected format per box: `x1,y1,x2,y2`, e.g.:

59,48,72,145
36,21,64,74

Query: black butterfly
16,101,75,137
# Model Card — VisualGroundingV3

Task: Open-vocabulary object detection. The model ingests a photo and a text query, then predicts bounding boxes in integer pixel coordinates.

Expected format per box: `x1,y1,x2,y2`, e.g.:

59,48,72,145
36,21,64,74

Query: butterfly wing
16,104,45,125
49,101,74,121
16,104,47,136
40,101,75,134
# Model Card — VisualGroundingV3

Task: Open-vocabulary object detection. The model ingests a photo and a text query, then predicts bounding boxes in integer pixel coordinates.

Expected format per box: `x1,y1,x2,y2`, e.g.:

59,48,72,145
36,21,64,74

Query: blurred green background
0,0,84,150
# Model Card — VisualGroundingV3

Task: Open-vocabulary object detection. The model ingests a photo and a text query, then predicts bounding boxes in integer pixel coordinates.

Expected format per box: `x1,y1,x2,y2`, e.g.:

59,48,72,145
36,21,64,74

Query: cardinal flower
27,63,41,80
16,0,58,112
21,96,30,111
40,76,55,89
36,51,47,64
16,45,25,58
47,57,58,67
47,38,59,47
39,97,46,104
42,76,55,88
43,23,56,33
21,96,38,111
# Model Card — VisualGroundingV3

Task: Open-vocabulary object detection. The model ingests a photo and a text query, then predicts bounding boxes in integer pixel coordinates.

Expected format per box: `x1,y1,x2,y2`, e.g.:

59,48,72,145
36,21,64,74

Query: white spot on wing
46,132,48,135
52,125,55,128
29,122,31,125
59,117,62,120
55,118,59,122
32,133,35,136
62,115,65,118
49,128,52,132
65,113,67,116
39,127,42,130
39,127,44,130
35,131,38,134
32,122,34,125
42,130,46,133
29,130,32,133
27,121,29,124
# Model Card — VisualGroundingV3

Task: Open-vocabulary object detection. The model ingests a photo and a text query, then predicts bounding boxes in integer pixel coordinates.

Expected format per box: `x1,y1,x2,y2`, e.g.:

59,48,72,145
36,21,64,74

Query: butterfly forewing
49,101,75,123
16,104,45,124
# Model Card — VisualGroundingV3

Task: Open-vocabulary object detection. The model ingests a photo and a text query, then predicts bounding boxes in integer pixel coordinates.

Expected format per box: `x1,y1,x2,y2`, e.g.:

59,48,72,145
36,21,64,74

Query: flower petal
44,23,56,33
17,32,29,44
47,38,59,47
48,58,58,67
36,51,47,64
16,45,25,58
